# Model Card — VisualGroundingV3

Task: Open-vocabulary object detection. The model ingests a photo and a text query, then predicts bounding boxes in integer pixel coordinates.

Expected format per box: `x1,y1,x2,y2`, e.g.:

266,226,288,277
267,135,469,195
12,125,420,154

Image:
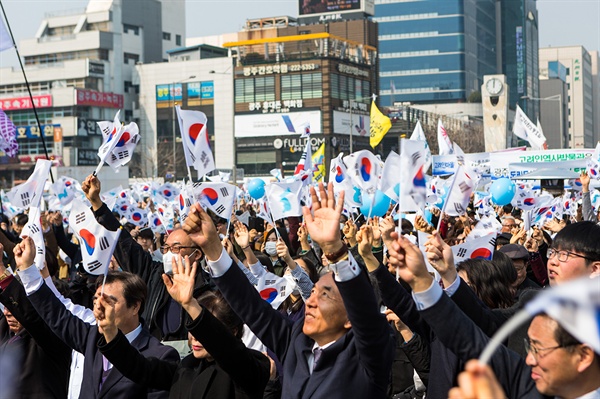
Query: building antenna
0,0,54,182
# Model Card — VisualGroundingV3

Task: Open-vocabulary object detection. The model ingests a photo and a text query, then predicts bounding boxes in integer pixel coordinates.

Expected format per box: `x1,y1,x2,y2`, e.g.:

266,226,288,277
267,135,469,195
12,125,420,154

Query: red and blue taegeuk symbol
202,188,219,205
188,123,204,145
80,229,96,256
335,166,345,183
470,248,492,260
260,288,278,303
360,157,372,182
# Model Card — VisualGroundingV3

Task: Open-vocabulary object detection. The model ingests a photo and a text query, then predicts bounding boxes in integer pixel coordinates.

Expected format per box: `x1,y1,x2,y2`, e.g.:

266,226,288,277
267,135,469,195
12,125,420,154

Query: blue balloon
359,190,391,218
247,178,266,200
490,178,516,206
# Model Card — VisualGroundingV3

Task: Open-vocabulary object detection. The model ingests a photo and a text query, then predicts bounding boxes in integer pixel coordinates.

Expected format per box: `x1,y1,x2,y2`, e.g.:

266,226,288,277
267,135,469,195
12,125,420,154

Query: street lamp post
521,94,563,147
171,75,196,180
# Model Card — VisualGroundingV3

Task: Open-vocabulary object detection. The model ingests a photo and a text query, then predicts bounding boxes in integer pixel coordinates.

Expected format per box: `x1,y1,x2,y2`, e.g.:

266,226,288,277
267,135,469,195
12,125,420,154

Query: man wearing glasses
82,175,210,343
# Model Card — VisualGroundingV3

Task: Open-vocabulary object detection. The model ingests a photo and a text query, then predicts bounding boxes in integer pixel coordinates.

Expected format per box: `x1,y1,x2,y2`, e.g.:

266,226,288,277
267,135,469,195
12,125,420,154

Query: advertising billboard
235,111,321,138
298,0,374,17
332,110,370,137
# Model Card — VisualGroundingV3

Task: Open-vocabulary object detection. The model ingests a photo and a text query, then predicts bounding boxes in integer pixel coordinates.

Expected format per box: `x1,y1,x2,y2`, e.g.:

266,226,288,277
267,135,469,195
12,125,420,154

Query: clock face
486,78,503,95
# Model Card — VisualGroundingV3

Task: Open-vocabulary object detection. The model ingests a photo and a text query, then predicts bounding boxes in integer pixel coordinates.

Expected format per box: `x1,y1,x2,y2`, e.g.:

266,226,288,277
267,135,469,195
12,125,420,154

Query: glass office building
375,0,496,106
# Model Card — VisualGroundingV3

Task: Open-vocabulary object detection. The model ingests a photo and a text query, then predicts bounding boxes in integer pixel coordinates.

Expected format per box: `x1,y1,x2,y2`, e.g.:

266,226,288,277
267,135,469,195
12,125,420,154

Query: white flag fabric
399,139,428,212
51,176,80,206
177,184,194,224
343,150,381,196
7,159,51,209
148,211,167,235
256,198,273,225
97,112,125,172
194,182,236,221
452,233,496,264
126,205,148,227
236,211,250,226
536,119,548,150
329,153,361,208
437,119,454,156
157,183,180,202
104,122,140,171
409,120,432,172
513,105,547,150
69,200,121,275
266,180,303,221
586,142,600,180
467,215,501,241
380,151,401,202
525,276,600,353
251,265,293,310
20,206,45,270
0,17,13,52
294,140,312,179
176,106,215,177
443,165,477,216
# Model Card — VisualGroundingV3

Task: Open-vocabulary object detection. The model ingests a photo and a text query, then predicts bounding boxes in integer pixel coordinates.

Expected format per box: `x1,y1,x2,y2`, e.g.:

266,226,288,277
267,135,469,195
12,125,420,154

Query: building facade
539,46,595,148
0,0,185,183
374,0,497,106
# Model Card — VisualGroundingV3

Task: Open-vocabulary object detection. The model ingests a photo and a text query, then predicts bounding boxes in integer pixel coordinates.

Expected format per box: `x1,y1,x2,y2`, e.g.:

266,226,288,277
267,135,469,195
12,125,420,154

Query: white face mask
162,251,175,275
264,241,278,256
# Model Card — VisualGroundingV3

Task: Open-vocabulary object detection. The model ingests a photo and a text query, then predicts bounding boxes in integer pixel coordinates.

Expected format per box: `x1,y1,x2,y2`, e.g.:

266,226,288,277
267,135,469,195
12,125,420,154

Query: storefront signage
235,111,321,138
76,89,123,109
243,63,319,77
16,124,60,140
249,99,304,113
337,64,369,78
0,95,52,111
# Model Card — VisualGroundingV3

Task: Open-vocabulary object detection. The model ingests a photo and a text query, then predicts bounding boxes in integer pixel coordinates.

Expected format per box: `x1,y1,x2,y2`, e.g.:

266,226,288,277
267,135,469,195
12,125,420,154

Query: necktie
313,348,323,366
99,356,111,391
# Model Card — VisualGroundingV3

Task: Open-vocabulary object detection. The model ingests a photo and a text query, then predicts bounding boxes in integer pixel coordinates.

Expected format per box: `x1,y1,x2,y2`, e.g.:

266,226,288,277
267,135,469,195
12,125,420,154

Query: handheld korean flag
127,205,148,228
177,184,194,224
7,159,51,209
437,119,454,156
380,151,401,202
329,153,361,207
19,206,45,270
294,140,312,183
148,211,167,235
256,198,274,225
255,270,293,310
104,122,140,171
400,139,428,212
95,111,124,175
69,199,121,276
451,233,496,264
158,182,180,202
442,165,477,217
479,276,600,365
409,120,432,172
265,180,303,221
343,150,381,196
176,106,215,177
194,182,236,221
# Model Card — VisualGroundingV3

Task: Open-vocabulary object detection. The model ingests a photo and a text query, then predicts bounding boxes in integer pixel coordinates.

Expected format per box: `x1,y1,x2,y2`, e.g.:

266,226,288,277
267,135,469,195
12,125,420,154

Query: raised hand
82,174,103,211
47,211,63,227
580,171,590,192
378,216,396,247
387,232,432,292
369,217,383,246
162,254,197,309
233,221,250,248
302,182,344,254
342,219,358,247
448,360,507,399
356,224,373,259
424,230,457,288
13,236,36,271
510,227,526,244
94,294,118,342
183,204,222,261
276,238,292,263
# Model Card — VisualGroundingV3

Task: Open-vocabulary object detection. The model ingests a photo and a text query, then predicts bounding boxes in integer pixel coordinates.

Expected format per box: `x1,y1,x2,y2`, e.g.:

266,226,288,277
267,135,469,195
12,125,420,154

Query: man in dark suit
82,174,210,342
0,246,71,398
183,182,395,398
13,237,179,399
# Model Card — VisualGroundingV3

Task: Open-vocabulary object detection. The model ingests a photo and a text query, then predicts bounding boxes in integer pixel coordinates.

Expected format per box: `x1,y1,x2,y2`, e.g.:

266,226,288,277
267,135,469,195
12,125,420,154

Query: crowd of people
1,171,600,399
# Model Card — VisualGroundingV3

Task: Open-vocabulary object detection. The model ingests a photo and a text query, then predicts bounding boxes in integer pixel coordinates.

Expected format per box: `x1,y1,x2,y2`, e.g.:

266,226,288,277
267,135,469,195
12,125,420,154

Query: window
124,52,140,64
281,73,322,100
330,73,370,102
235,77,275,103
163,32,171,41
123,24,140,35
176,35,182,46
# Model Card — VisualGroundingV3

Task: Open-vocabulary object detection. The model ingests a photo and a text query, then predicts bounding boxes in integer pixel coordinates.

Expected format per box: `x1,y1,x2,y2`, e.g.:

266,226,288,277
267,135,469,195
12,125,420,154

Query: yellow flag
369,100,392,148
311,142,326,182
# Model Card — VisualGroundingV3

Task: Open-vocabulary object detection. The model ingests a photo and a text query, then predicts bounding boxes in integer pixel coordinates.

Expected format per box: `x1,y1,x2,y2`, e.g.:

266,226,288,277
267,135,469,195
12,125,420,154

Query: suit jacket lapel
301,333,350,398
